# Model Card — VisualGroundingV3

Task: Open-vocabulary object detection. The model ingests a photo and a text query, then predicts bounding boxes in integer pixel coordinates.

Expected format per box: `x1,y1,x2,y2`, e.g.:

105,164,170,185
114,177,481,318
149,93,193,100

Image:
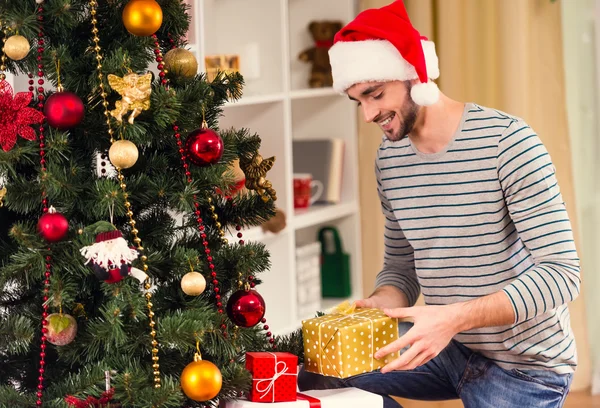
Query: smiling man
297,1,581,408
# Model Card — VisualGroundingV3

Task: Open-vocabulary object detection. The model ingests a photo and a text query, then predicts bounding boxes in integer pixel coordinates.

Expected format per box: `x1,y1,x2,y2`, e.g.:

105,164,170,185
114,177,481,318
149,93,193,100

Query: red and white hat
328,0,440,106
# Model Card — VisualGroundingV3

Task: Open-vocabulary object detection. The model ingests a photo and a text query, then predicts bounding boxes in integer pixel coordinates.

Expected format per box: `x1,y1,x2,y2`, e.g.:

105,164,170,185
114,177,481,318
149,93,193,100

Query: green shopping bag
318,226,352,298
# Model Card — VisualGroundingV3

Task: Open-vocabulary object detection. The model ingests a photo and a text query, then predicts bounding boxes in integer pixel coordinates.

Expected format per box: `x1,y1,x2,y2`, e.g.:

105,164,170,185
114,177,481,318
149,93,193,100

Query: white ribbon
130,267,148,283
253,352,296,402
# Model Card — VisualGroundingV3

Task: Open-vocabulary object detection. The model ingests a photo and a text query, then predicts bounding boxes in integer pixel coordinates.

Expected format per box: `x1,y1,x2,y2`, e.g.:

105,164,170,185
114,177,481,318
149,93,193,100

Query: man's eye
373,93,384,100
356,101,362,107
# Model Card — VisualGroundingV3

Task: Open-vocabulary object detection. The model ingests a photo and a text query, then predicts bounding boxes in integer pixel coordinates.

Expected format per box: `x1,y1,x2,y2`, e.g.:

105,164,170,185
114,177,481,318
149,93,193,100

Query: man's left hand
374,304,465,373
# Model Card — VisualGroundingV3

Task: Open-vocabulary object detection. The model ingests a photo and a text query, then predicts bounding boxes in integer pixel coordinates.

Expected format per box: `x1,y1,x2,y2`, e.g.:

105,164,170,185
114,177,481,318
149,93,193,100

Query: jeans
298,323,573,408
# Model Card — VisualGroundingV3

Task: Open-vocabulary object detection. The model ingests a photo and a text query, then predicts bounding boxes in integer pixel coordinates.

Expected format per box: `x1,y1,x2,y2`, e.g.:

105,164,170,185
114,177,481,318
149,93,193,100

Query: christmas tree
0,1,287,406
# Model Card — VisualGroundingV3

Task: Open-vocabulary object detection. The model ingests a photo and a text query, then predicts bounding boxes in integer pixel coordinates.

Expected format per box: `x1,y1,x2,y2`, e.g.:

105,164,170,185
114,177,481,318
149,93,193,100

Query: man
297,1,581,407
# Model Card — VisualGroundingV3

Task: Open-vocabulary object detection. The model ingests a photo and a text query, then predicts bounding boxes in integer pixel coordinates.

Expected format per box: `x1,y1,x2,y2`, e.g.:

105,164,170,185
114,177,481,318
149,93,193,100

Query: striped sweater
374,103,580,374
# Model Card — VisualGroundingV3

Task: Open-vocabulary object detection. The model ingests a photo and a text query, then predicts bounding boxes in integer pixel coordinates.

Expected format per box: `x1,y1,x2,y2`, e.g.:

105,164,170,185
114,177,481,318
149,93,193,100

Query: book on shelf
292,138,344,204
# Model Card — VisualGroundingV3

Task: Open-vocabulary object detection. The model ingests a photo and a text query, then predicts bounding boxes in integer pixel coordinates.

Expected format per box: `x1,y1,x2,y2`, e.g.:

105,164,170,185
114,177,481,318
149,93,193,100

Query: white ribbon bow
254,352,296,402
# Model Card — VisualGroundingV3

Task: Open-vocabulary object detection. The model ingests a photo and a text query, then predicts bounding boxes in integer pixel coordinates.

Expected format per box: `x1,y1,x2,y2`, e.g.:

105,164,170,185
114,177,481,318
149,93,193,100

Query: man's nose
362,104,378,123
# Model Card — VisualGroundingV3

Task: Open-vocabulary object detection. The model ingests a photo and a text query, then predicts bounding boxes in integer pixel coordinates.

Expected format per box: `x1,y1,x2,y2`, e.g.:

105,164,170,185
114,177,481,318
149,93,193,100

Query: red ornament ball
44,91,85,129
38,210,69,242
226,289,266,328
185,127,224,167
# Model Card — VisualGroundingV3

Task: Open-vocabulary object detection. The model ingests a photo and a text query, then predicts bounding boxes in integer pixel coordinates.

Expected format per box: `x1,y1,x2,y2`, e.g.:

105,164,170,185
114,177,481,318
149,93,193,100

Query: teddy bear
298,21,343,88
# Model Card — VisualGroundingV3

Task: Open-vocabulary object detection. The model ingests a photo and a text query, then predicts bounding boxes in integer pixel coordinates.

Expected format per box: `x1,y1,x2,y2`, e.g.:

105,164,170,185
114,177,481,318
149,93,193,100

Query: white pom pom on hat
328,0,440,106
410,81,440,106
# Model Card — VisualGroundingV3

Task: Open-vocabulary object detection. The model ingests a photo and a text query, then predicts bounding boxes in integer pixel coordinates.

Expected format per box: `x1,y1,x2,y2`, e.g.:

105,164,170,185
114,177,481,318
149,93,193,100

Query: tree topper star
0,80,45,152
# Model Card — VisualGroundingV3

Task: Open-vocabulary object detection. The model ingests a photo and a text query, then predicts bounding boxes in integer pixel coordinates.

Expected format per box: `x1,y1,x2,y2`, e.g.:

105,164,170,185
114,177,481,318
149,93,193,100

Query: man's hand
373,291,516,373
354,285,410,310
374,304,463,373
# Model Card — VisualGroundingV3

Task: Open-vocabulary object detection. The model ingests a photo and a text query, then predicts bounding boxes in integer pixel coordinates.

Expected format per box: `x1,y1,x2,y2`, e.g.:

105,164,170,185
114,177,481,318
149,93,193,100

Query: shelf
293,201,358,230
188,0,360,335
290,87,338,100
224,93,285,108
224,225,287,244
222,88,338,107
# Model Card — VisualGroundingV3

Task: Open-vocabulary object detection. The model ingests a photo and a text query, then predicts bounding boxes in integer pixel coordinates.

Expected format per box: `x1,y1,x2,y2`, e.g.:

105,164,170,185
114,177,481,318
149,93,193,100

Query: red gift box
246,352,298,403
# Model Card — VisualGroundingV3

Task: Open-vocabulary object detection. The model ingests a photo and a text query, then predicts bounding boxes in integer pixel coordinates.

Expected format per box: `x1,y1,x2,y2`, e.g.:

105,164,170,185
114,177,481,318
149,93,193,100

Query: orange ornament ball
180,358,222,402
122,0,163,37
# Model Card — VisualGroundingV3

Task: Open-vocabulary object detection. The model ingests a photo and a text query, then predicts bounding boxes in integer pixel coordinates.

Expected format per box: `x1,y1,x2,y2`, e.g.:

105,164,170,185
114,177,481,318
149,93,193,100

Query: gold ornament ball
164,48,198,79
180,359,222,402
109,140,139,169
122,0,163,37
4,35,30,61
181,272,206,296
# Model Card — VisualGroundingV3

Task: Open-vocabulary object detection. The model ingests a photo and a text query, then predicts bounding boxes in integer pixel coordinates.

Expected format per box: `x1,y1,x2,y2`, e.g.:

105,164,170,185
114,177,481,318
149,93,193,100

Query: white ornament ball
181,272,206,296
109,140,139,169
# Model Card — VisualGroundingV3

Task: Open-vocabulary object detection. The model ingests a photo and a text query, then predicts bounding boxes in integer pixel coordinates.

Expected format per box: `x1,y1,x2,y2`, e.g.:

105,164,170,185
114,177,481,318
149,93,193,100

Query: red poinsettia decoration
64,388,117,408
0,80,45,152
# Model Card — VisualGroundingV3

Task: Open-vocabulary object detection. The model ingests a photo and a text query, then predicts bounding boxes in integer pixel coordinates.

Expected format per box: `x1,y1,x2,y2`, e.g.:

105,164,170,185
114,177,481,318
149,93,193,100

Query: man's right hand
354,285,411,310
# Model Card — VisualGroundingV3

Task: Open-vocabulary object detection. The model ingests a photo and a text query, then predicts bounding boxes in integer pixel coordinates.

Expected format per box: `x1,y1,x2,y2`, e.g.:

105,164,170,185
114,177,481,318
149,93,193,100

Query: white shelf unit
188,0,363,334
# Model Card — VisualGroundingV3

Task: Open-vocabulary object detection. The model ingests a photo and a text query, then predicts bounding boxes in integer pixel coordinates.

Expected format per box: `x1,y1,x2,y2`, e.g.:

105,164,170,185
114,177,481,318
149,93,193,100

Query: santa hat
328,0,440,106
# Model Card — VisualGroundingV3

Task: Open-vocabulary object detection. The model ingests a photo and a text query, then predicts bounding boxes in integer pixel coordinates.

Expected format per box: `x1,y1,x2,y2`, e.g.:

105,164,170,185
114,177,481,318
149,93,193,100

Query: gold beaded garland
88,0,160,388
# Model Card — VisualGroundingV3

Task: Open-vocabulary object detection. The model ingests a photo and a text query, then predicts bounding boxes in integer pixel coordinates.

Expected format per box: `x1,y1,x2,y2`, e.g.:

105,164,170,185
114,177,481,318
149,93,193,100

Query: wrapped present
302,302,399,378
246,352,298,403
222,387,383,407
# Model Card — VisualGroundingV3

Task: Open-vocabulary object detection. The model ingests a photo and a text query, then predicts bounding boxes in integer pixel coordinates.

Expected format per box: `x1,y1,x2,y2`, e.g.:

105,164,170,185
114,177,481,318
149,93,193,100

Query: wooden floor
396,390,600,407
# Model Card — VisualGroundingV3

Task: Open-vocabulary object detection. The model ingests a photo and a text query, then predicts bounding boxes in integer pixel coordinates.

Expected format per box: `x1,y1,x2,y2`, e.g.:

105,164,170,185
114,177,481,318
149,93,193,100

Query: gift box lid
246,352,298,373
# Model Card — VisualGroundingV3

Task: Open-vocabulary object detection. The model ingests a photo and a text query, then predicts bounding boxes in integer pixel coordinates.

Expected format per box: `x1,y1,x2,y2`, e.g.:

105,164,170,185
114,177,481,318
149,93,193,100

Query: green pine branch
0,1,285,405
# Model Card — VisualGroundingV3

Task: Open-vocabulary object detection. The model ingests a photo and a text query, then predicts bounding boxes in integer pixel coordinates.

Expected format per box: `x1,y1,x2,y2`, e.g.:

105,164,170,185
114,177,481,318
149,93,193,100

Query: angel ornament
107,72,152,124
0,187,6,208
239,152,277,202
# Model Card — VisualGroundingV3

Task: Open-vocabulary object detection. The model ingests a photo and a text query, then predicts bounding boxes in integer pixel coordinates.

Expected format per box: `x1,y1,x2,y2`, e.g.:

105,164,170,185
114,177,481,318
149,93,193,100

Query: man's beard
394,103,418,141
389,82,419,142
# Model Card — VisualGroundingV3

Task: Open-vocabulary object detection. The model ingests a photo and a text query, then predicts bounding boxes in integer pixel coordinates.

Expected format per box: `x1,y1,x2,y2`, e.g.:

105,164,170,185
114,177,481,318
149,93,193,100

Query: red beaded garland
152,34,274,346
34,4,51,405
249,275,275,349
152,35,228,334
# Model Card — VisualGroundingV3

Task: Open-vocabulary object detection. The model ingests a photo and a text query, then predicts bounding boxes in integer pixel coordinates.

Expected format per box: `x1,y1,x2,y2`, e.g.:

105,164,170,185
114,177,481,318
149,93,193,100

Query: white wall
561,0,600,393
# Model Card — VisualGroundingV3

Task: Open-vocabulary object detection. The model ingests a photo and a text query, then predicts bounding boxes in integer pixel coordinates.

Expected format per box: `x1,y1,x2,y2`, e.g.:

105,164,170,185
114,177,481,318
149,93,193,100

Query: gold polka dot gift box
301,302,399,378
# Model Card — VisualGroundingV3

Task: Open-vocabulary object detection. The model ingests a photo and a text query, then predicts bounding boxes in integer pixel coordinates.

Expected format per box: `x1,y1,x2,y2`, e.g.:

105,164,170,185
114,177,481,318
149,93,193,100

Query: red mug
293,173,323,209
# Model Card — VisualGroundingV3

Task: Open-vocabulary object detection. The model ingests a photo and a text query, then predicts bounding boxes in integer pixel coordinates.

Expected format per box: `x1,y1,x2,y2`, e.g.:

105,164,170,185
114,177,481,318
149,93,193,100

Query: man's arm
373,292,516,373
356,285,411,310
452,291,515,332
495,119,580,322
358,154,420,309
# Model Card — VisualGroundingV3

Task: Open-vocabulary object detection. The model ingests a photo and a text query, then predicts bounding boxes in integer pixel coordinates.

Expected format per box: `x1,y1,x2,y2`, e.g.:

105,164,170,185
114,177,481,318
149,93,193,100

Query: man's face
347,81,419,142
